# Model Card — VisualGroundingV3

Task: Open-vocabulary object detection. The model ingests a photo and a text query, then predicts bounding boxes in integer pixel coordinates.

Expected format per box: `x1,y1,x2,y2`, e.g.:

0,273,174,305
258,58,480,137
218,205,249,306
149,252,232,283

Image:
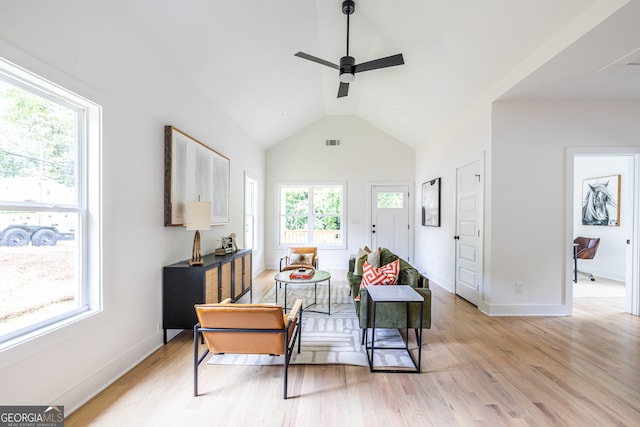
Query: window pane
377,192,403,208
280,187,309,244
313,186,342,215
282,188,308,215
313,215,341,245
280,215,308,244
0,81,77,204
0,211,80,337
244,177,256,250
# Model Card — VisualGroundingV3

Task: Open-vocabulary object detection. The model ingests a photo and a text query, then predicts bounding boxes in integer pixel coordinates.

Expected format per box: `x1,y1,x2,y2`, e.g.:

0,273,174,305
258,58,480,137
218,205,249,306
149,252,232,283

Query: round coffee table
274,270,331,315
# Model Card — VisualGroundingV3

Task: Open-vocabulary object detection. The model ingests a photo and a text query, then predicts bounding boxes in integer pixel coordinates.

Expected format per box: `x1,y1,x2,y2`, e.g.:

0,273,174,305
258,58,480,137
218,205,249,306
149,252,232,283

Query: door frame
565,147,640,316
453,155,485,307
368,182,414,262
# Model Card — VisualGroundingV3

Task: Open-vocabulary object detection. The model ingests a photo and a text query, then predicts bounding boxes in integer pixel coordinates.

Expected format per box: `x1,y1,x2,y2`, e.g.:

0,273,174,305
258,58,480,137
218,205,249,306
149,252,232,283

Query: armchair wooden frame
194,298,303,399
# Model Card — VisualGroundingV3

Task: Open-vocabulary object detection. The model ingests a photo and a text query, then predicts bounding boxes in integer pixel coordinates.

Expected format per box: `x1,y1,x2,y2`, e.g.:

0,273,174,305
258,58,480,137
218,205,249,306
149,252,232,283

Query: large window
278,183,345,247
244,174,258,250
0,57,101,347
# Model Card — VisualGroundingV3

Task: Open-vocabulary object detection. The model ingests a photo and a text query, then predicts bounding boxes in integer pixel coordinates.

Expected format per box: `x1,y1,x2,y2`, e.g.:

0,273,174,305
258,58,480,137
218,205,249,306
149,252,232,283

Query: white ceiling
116,0,639,148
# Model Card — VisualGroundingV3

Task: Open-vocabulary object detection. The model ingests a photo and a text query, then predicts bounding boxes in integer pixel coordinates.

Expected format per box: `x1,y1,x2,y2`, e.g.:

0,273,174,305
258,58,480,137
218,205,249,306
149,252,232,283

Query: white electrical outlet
515,282,524,294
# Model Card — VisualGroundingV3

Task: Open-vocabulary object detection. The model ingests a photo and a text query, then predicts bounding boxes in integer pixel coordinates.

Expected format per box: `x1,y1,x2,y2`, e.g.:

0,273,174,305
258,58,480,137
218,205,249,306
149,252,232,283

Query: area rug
207,280,418,369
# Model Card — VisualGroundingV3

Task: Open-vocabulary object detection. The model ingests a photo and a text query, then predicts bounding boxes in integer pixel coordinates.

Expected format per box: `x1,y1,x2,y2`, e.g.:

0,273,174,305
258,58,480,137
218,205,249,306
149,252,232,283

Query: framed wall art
422,177,441,227
582,174,620,226
164,126,230,226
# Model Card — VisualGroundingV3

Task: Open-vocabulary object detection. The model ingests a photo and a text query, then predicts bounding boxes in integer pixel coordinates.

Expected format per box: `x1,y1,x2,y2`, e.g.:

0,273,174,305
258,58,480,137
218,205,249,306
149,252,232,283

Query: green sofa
348,248,432,331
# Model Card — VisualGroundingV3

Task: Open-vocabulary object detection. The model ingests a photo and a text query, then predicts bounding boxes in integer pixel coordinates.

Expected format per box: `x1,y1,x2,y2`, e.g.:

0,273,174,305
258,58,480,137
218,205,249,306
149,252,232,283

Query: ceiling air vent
325,139,341,147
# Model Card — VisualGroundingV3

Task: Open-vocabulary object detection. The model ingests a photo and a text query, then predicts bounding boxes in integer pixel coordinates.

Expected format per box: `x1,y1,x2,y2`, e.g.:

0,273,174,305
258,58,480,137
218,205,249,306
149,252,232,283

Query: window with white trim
0,57,101,347
278,183,345,248
244,174,258,250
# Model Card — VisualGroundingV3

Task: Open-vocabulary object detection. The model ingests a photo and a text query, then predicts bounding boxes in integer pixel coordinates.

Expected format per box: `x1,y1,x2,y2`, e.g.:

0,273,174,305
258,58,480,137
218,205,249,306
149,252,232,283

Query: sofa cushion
362,259,399,286
353,246,370,274
355,248,380,276
355,259,399,301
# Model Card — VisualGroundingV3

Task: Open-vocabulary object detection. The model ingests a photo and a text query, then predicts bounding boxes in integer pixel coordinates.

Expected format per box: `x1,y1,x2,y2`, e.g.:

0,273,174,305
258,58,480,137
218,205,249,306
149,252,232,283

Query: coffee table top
274,270,331,284
366,285,423,302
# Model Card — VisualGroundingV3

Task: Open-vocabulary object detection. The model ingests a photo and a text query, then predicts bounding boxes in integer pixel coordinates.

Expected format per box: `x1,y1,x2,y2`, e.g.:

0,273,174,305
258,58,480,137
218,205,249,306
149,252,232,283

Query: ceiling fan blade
294,52,339,70
354,53,404,73
337,82,349,98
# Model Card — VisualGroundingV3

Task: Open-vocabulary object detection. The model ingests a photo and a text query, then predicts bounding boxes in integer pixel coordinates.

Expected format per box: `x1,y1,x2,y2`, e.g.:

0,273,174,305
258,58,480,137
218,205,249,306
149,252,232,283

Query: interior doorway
567,148,640,316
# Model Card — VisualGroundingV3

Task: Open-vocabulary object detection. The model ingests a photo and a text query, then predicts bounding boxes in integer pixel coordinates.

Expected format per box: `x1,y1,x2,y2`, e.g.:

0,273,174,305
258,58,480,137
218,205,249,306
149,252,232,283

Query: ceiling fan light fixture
339,55,355,83
339,72,355,83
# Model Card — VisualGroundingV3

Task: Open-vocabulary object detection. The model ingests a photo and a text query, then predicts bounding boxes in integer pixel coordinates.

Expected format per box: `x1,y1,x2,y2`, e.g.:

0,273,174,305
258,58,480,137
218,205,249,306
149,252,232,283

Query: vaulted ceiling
116,0,640,147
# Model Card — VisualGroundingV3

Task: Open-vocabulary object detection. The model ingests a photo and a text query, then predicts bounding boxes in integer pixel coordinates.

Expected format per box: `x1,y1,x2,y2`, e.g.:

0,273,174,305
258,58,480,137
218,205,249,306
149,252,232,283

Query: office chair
573,237,600,282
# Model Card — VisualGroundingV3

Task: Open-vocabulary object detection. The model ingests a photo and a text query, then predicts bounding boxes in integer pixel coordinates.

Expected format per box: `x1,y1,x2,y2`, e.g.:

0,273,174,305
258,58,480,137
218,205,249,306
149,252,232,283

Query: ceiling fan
295,0,404,98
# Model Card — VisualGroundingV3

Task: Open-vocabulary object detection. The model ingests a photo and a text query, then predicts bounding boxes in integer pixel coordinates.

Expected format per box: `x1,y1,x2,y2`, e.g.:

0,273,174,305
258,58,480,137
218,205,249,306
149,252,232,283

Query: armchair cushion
280,247,318,271
195,303,294,355
289,253,313,266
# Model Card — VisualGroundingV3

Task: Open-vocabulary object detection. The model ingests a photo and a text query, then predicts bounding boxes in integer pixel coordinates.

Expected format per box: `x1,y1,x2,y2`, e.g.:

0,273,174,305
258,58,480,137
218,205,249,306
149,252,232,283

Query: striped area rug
207,278,418,370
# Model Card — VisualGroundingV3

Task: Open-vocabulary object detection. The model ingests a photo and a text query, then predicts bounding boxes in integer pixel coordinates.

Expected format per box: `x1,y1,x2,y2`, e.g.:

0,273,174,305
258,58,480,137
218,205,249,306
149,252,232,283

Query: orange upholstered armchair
280,247,319,271
193,298,302,399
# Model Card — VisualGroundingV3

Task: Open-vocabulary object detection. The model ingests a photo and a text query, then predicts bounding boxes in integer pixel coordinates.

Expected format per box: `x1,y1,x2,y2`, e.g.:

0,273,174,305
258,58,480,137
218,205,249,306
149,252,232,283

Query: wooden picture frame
164,126,229,226
422,178,441,227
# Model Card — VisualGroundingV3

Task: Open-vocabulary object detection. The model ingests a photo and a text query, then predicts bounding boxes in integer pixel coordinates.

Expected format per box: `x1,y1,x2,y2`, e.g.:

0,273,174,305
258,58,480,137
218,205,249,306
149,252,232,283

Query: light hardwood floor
66,270,640,427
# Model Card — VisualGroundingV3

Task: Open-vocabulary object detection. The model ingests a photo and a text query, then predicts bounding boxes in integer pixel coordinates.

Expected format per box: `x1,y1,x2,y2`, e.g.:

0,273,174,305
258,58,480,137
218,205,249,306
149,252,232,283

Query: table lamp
186,201,211,266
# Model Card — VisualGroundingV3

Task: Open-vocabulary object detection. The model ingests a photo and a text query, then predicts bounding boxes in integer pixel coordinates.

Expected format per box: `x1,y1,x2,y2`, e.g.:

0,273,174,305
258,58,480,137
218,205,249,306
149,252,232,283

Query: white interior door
455,160,483,305
371,186,410,261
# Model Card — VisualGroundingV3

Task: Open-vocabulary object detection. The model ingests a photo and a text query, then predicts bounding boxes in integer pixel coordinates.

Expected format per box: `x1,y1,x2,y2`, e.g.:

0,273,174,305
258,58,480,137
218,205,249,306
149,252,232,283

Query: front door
371,186,410,261
455,160,483,305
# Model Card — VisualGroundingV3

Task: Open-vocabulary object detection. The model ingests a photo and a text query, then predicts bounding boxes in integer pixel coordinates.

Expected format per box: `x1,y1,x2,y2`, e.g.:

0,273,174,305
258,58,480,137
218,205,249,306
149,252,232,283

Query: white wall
0,1,265,412
414,103,492,298
491,100,640,314
574,156,632,281
265,115,416,269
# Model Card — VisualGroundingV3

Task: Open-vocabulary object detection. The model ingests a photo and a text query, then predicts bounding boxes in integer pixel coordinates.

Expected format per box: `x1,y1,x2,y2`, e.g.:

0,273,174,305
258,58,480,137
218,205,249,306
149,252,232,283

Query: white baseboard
59,331,163,415
422,270,453,293
580,267,625,282
484,303,570,316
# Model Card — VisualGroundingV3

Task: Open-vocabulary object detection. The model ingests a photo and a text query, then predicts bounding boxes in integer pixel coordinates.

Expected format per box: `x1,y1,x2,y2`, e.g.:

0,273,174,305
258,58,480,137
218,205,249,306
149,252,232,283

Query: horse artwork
582,175,621,226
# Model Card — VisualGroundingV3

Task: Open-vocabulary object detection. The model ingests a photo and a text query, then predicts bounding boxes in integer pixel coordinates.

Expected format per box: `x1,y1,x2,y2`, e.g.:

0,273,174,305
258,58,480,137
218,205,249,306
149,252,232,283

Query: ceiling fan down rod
342,0,355,57
346,12,350,56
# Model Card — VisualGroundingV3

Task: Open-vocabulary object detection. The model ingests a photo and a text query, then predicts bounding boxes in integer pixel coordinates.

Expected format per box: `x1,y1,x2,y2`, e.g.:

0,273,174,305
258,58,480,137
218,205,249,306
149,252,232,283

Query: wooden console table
162,249,252,343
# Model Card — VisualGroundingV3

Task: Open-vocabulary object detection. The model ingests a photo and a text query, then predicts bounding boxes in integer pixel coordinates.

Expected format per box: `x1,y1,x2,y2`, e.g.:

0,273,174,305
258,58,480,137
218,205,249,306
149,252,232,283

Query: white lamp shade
186,202,211,231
